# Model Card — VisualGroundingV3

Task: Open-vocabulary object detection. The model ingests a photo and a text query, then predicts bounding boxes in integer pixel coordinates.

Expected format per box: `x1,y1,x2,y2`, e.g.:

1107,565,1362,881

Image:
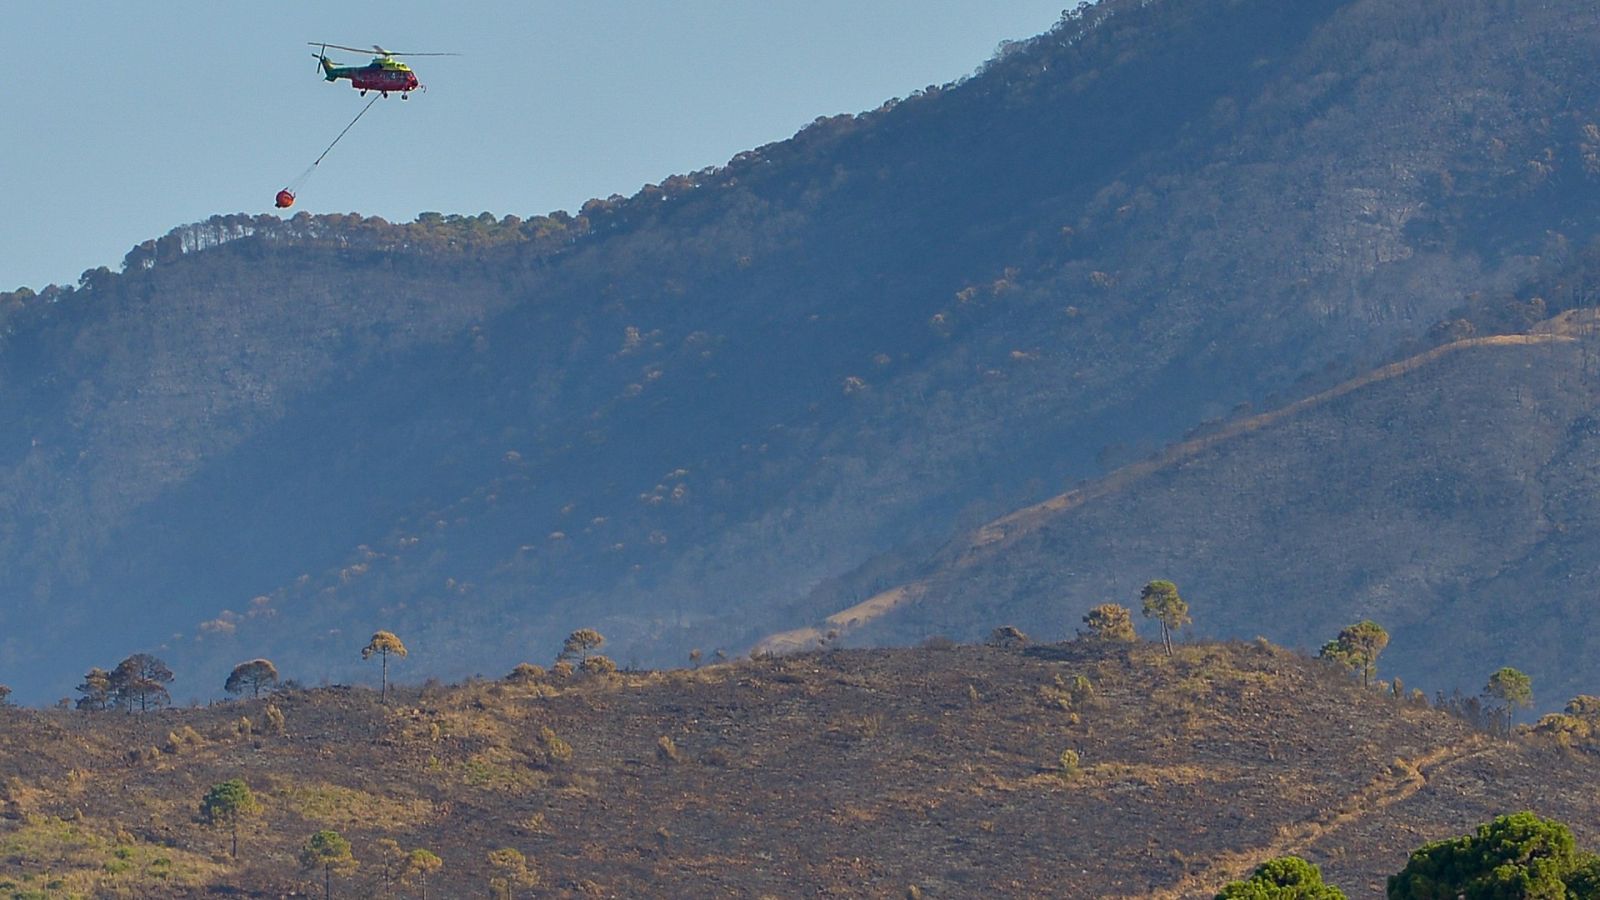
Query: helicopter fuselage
320,57,419,95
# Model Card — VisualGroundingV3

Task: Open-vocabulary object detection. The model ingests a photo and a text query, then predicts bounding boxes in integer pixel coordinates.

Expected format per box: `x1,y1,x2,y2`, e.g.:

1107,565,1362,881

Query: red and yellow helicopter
309,43,456,99
276,42,455,209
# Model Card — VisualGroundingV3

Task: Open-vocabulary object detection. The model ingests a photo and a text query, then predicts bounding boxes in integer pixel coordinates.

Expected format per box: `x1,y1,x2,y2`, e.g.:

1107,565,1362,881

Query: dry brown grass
0,641,1595,897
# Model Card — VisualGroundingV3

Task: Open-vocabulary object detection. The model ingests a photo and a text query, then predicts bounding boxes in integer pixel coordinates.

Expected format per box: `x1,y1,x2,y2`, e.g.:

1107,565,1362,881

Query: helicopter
309,43,456,99
274,42,454,208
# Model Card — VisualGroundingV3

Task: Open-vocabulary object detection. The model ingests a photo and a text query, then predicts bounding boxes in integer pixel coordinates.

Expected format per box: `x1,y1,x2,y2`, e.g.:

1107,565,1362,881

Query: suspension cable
282,94,383,197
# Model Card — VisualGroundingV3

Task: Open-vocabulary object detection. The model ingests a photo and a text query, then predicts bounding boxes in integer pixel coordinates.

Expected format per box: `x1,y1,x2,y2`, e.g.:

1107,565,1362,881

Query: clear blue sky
2,2,1072,292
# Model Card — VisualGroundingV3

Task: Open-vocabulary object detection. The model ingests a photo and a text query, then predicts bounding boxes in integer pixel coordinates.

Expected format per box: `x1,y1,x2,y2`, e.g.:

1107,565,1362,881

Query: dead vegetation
0,641,1597,897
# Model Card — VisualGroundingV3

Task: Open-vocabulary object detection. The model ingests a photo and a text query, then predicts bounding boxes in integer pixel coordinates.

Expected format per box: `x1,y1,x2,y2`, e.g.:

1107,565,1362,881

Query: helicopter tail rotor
312,44,340,81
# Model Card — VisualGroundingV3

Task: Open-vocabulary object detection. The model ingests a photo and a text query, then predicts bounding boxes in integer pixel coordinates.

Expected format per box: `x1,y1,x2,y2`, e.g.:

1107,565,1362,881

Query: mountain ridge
7,0,1600,702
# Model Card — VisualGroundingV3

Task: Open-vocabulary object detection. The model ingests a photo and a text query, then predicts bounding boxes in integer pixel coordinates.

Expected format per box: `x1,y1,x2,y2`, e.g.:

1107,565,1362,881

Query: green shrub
1389,812,1598,898
1059,749,1082,782
162,725,205,754
580,655,618,676
530,726,572,769
506,662,545,683
1079,604,1137,641
1217,856,1345,898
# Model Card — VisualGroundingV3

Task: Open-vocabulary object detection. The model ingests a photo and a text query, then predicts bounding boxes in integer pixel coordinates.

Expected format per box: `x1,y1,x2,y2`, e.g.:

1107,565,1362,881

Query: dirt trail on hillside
753,333,1575,655
1103,734,1495,900
964,334,1569,552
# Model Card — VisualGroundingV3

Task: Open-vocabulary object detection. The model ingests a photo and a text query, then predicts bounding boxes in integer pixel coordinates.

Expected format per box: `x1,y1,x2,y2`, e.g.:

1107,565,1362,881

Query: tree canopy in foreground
1387,811,1600,899
1215,855,1346,899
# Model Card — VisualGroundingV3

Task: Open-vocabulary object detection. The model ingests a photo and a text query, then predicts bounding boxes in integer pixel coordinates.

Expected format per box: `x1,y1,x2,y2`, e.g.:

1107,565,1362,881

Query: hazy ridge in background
5,0,1600,706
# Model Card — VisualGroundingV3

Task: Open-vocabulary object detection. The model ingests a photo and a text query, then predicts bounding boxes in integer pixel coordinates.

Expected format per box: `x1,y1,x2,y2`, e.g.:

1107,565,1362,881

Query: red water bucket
275,189,296,209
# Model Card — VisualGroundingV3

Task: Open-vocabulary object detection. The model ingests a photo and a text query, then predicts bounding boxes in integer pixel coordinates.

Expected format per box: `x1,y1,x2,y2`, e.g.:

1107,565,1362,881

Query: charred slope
8,0,1600,698
821,320,1600,708
0,642,1592,897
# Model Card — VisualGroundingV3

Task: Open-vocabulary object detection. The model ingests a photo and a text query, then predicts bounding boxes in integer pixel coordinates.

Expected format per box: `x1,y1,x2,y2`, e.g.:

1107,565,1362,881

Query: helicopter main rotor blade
308,42,374,55
369,44,460,56
307,41,460,57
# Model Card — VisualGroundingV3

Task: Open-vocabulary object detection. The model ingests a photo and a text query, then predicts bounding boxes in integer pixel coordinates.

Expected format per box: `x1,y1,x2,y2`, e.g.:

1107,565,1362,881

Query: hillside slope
7,0,1600,699
0,642,1590,897
802,315,1600,707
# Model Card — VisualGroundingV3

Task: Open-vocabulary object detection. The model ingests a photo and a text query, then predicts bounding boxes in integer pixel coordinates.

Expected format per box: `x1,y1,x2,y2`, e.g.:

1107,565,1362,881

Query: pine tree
558,629,605,663
1389,812,1598,898
361,631,408,702
199,779,260,860
75,667,112,710
300,829,357,899
1484,667,1533,734
1140,580,1190,655
224,659,280,698
1216,855,1346,898
405,848,444,900
108,654,173,713
1318,621,1389,686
